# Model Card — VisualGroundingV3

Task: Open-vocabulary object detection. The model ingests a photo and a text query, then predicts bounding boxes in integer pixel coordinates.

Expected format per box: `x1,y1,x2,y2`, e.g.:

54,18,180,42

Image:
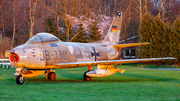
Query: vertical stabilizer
102,11,122,44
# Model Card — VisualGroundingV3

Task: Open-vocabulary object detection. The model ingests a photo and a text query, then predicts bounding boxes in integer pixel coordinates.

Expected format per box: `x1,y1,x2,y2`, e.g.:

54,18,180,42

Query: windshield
25,36,40,44
34,36,41,42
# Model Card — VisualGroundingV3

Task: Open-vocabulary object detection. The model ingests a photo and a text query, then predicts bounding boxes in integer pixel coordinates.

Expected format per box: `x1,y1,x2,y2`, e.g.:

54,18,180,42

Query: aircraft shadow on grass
24,73,180,84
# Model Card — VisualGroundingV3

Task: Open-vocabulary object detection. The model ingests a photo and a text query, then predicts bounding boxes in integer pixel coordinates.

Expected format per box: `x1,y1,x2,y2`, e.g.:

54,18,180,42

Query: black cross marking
91,47,100,61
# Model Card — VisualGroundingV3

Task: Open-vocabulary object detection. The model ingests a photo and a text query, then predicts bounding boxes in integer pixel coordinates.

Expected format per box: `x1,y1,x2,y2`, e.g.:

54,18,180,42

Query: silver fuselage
11,40,118,69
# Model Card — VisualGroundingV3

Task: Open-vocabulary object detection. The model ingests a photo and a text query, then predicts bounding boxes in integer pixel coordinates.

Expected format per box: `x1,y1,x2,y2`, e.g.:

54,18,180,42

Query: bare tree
11,0,16,49
29,0,37,38
139,0,143,22
41,0,84,42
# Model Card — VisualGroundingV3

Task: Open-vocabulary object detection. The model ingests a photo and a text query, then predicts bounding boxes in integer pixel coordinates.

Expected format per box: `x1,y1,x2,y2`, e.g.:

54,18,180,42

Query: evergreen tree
60,28,74,42
138,12,152,58
59,20,74,42
44,17,59,39
89,21,101,42
162,22,171,64
162,21,170,57
149,16,164,58
45,18,74,42
169,17,180,63
73,23,88,43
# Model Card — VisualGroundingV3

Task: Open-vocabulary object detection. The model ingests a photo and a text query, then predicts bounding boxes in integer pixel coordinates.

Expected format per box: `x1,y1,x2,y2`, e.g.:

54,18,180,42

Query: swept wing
54,57,175,68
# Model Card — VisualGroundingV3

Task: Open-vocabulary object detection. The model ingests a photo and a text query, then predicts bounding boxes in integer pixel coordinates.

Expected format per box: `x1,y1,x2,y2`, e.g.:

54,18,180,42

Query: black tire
16,75,25,84
84,71,92,81
48,72,56,81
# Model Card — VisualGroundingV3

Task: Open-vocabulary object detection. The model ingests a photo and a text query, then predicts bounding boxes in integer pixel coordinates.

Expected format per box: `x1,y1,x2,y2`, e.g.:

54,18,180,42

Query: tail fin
102,11,122,44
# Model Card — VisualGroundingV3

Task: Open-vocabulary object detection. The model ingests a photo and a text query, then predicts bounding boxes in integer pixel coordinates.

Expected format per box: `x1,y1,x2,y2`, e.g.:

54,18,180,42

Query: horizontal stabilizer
113,42,150,48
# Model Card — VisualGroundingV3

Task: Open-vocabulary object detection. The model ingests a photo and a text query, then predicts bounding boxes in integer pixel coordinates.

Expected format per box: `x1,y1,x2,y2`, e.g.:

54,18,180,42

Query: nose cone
10,44,32,64
9,45,25,66
10,44,46,68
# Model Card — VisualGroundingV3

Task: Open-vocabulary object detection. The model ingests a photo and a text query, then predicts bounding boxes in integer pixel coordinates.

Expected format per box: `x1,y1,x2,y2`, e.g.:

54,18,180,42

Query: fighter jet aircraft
9,11,175,84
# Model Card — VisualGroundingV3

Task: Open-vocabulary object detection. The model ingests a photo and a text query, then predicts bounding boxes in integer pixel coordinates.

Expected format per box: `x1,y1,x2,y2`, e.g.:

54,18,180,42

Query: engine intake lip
10,53,19,63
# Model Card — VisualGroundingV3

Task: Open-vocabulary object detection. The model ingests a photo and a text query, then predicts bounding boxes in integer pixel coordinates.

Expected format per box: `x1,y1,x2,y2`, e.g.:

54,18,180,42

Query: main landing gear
48,72,56,80
84,66,93,81
84,71,92,81
46,70,56,81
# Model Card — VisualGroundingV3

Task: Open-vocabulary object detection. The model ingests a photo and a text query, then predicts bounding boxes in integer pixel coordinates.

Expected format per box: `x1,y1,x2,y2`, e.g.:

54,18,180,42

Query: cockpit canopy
26,32,61,44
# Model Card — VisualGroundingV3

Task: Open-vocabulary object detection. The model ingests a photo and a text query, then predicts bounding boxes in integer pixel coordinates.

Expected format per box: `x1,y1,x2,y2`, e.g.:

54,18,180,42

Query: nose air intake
10,53,19,63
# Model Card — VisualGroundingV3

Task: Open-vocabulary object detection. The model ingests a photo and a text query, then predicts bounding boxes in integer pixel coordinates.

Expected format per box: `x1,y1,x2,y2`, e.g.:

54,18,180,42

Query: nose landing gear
16,75,25,84
14,66,25,84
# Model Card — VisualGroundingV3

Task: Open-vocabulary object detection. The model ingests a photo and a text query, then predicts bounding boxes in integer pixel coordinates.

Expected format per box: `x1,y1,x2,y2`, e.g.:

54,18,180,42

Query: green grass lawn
0,65,180,101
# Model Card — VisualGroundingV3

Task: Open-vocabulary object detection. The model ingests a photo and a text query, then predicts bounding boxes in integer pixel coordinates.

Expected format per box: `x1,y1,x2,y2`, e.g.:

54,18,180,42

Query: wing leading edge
54,57,175,69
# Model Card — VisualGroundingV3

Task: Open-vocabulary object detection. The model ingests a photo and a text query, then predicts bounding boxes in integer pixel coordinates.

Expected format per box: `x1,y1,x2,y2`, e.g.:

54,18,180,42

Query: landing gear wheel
16,75,25,84
48,72,56,81
84,71,93,81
